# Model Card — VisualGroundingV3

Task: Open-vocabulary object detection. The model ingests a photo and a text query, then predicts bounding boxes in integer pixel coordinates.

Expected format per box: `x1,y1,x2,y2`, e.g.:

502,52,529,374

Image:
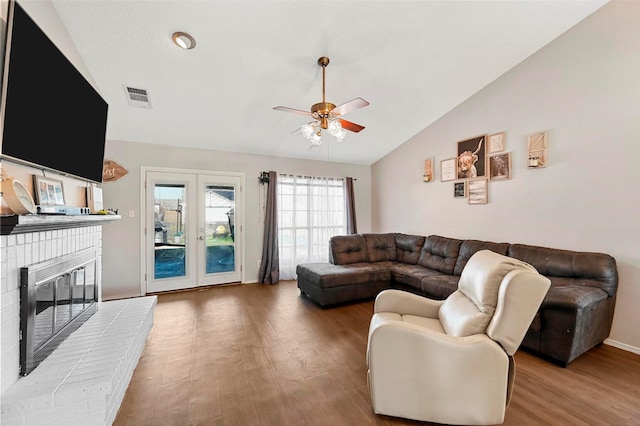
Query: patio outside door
145,170,243,293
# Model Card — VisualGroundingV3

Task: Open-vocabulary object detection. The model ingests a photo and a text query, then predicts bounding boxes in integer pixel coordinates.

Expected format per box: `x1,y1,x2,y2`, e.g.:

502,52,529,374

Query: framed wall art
488,132,505,153
440,158,457,182
467,178,488,205
488,152,512,181
454,182,466,198
33,175,65,206
457,134,487,179
528,130,548,168
423,157,434,182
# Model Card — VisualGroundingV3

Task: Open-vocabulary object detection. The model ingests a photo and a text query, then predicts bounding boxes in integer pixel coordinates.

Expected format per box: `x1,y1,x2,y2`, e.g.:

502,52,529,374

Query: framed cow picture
457,135,487,179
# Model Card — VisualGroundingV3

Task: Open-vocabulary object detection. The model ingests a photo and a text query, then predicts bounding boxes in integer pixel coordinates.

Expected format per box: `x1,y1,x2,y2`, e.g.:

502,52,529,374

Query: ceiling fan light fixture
327,119,342,136
310,132,322,146
302,123,316,139
172,32,196,50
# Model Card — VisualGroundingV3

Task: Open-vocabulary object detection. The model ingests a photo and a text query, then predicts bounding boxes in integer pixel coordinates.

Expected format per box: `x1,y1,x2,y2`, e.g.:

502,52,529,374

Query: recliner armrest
374,289,442,318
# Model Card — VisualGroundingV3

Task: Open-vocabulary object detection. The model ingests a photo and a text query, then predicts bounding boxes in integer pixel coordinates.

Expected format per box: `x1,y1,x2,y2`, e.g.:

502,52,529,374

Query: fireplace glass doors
20,248,98,375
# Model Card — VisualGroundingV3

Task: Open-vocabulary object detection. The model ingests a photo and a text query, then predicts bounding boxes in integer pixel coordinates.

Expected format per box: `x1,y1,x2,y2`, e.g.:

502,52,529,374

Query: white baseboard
242,279,258,284
604,338,640,356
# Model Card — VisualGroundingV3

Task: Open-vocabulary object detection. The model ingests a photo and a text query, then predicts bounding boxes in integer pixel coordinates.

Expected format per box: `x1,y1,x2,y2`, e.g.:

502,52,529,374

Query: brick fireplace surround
1,215,156,425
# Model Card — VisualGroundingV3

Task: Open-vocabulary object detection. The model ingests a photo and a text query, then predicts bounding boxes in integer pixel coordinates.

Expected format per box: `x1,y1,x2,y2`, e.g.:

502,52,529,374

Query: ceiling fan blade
339,119,365,133
332,97,370,116
273,106,312,116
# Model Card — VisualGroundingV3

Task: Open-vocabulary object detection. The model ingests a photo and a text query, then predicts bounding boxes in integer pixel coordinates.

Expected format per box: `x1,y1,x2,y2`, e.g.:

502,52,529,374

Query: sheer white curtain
277,174,346,280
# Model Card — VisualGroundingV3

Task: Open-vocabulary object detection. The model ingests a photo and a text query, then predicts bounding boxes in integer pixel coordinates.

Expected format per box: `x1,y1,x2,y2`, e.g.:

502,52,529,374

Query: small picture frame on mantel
33,175,65,206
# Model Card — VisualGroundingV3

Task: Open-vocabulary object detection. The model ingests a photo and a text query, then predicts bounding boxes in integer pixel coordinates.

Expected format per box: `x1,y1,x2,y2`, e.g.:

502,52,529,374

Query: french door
144,169,243,293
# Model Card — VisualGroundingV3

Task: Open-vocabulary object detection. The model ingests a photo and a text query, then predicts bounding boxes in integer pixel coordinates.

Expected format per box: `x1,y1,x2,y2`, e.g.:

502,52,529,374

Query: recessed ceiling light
172,32,196,50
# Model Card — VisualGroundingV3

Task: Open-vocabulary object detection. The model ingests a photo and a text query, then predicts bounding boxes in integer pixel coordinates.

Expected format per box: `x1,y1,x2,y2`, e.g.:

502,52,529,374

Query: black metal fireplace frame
20,248,98,376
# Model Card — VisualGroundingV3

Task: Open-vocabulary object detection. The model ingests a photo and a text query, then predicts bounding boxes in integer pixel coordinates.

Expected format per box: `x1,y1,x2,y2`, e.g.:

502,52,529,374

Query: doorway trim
139,166,245,295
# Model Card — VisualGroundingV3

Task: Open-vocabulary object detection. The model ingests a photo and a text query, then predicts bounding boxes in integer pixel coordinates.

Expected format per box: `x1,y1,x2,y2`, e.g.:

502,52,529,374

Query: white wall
371,1,640,353
101,140,371,300
15,0,97,89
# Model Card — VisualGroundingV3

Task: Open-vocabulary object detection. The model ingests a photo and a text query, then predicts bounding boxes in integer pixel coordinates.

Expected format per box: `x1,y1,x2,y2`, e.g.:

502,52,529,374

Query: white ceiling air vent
123,86,152,108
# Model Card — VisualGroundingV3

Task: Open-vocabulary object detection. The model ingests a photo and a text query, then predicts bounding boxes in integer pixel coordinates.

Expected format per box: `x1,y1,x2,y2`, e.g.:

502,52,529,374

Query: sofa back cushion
395,234,426,264
363,233,397,262
453,239,510,276
417,235,462,274
508,244,618,297
329,234,367,265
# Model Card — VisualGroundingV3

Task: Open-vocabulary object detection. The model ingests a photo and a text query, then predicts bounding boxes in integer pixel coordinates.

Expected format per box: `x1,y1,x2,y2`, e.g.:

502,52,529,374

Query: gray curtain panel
259,171,279,284
345,177,357,234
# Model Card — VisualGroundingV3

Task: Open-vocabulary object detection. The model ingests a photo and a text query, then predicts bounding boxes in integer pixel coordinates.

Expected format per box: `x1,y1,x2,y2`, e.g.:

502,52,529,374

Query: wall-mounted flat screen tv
0,0,108,183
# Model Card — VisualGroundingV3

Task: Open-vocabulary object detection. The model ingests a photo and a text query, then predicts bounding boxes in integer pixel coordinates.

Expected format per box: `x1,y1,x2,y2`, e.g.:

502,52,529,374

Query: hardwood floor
114,281,640,426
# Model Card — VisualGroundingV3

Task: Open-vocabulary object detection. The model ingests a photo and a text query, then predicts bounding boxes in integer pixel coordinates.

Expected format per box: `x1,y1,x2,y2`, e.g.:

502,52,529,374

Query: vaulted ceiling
51,0,607,165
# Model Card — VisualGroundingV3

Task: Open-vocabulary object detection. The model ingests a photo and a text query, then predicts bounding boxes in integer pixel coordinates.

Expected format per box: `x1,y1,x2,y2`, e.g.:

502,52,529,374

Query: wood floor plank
261,342,316,425
114,281,640,426
216,344,261,425
150,379,191,426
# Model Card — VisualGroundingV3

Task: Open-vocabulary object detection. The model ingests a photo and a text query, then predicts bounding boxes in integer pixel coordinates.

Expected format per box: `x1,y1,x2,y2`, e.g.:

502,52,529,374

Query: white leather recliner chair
367,250,550,425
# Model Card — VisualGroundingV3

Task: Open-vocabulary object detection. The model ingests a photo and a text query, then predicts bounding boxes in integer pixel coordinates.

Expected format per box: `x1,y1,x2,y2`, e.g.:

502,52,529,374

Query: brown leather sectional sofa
296,233,618,366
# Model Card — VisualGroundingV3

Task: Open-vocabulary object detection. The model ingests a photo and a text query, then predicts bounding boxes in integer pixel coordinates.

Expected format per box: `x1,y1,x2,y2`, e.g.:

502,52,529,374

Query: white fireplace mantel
1,213,121,235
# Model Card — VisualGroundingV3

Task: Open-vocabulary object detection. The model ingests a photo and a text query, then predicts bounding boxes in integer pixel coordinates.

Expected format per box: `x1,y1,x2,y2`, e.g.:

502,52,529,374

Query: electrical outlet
128,210,135,218
257,260,262,267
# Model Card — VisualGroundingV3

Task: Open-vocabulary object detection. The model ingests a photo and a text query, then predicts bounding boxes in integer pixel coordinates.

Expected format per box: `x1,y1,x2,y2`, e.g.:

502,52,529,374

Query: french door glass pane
154,184,186,279
204,185,235,274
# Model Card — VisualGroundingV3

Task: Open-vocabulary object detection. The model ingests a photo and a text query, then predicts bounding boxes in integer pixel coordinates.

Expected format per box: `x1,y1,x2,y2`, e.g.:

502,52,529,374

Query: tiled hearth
1,217,155,425
1,297,156,426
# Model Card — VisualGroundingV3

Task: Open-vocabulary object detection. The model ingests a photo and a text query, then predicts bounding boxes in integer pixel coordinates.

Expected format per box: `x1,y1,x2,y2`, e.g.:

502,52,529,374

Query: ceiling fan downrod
311,56,335,129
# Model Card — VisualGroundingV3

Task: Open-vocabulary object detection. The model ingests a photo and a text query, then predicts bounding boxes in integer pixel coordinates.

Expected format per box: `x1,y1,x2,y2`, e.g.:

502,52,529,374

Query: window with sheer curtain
277,174,346,280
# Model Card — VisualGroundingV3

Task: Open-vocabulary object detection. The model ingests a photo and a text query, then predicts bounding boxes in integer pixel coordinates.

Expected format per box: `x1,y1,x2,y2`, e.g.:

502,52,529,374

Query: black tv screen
0,1,108,183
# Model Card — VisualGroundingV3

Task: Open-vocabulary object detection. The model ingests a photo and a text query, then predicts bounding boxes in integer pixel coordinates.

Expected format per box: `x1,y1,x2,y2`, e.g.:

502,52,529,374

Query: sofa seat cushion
541,285,608,309
391,264,444,290
369,313,445,337
296,262,392,289
420,275,460,300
